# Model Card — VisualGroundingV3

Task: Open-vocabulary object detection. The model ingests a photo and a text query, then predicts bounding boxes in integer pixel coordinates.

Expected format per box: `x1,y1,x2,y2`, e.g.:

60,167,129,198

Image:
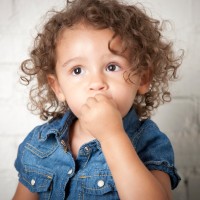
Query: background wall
0,0,199,199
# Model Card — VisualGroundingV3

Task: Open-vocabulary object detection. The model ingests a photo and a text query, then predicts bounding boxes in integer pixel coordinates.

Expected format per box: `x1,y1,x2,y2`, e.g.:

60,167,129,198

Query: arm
80,94,172,200
100,131,172,200
13,182,39,200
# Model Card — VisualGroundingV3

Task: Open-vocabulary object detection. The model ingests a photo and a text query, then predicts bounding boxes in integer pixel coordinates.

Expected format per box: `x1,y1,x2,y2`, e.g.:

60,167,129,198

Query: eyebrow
61,53,128,68
103,53,129,64
61,57,83,68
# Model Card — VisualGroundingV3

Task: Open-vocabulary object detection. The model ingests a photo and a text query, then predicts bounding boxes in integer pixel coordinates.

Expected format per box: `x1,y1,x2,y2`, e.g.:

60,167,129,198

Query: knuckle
95,93,105,100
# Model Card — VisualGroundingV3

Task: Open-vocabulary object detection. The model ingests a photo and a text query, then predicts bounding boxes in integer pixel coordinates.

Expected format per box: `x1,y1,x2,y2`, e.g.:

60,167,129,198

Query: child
13,0,183,199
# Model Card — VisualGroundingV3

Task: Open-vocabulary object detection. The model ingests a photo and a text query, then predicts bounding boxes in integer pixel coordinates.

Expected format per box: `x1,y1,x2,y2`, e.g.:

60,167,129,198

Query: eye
106,64,121,72
72,67,84,75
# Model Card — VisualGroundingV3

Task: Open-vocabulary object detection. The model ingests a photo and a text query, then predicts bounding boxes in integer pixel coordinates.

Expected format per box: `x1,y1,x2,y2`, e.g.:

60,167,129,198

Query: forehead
57,22,113,42
56,22,129,57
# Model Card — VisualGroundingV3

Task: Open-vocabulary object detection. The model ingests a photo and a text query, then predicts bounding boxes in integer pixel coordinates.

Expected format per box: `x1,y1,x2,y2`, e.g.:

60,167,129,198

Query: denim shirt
15,109,180,200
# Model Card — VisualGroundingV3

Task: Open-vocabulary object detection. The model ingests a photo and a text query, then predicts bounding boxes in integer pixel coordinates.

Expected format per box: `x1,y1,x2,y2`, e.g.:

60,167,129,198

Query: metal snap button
97,180,104,187
31,179,35,186
84,146,89,152
68,169,73,175
61,139,68,152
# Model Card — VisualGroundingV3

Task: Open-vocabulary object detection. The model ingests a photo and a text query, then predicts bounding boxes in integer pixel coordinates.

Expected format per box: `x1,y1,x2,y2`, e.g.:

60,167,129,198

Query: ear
138,69,152,95
47,74,65,102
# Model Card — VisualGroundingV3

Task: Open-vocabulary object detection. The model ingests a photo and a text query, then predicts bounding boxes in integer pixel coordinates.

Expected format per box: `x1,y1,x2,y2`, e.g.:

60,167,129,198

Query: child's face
49,24,147,118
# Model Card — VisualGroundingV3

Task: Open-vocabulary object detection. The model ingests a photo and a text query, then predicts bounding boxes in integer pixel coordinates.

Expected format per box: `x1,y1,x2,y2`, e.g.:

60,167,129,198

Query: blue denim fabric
15,108,180,200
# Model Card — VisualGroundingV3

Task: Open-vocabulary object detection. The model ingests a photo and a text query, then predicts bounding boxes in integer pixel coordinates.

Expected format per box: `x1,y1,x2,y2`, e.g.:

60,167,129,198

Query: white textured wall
0,0,199,199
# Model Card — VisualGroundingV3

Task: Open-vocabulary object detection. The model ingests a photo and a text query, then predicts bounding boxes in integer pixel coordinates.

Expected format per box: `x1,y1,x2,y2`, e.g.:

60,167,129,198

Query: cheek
113,86,138,116
65,92,86,117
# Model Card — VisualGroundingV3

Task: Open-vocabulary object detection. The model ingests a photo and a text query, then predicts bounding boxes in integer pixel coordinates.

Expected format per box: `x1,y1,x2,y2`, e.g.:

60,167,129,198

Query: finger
80,103,90,115
86,97,98,106
110,98,118,108
94,93,108,101
96,94,118,109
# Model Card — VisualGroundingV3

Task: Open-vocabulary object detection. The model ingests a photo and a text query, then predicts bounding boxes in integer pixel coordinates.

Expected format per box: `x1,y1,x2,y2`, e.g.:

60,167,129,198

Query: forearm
100,131,170,200
13,182,39,200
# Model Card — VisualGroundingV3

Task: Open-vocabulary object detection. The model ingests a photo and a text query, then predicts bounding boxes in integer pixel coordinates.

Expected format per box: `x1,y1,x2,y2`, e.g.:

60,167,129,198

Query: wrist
99,129,127,146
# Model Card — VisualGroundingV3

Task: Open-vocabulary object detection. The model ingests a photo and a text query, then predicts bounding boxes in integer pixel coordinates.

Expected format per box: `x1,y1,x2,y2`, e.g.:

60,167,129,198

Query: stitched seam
21,176,51,188
79,174,112,178
82,185,110,191
24,169,53,179
25,143,58,158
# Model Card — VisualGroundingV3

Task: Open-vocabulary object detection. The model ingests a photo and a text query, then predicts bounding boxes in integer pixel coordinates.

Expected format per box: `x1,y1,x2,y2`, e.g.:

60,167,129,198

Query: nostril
89,81,108,91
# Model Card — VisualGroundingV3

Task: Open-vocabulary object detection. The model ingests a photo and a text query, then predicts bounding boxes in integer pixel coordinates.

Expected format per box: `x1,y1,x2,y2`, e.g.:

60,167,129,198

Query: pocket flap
81,175,117,195
20,165,54,193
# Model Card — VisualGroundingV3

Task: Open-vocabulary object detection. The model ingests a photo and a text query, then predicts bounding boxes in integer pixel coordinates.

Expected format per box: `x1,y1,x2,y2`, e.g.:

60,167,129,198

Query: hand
79,94,124,142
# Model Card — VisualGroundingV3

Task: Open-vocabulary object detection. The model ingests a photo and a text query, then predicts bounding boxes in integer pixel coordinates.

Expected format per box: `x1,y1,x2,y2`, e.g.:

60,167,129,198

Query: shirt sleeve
135,119,181,189
15,129,33,172
14,127,38,191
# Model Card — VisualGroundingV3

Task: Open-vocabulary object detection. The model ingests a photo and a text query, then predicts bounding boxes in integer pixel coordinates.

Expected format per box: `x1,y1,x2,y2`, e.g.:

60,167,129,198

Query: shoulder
134,119,174,166
14,112,69,169
14,110,75,171
14,121,56,169
134,119,172,150
15,110,73,156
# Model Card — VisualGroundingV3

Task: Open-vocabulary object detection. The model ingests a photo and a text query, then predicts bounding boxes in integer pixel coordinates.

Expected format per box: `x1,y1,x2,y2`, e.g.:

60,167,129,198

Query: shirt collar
40,108,140,141
39,110,76,141
123,108,141,138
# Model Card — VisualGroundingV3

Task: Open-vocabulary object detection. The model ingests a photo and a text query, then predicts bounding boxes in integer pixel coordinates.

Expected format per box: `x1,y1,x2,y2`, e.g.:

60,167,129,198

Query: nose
89,74,108,91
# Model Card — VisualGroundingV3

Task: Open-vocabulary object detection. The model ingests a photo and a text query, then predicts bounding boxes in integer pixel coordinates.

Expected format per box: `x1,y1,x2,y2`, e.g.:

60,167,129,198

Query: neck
69,119,95,158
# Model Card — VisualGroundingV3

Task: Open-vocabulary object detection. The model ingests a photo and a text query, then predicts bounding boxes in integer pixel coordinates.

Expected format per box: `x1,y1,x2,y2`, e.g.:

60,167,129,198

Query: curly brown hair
20,0,183,120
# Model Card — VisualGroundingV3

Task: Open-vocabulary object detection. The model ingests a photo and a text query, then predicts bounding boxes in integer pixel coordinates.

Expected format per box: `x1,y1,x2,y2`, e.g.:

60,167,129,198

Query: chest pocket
22,165,54,200
24,129,58,159
80,174,119,200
